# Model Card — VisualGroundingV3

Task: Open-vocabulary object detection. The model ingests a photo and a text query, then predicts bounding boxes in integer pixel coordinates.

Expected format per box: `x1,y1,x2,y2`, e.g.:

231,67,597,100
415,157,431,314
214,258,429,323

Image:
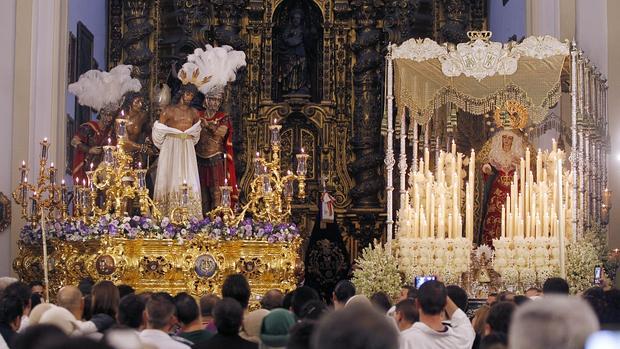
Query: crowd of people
0,274,618,349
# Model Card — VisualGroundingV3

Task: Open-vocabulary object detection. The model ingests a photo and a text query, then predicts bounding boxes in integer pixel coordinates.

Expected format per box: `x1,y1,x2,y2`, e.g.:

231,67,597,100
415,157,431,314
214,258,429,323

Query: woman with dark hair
90,281,120,332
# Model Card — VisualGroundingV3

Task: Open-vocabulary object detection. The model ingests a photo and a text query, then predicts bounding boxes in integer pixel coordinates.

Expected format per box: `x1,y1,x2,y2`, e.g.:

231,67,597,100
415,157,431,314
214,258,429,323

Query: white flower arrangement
352,241,402,301
397,237,471,284
566,238,600,294
492,236,561,291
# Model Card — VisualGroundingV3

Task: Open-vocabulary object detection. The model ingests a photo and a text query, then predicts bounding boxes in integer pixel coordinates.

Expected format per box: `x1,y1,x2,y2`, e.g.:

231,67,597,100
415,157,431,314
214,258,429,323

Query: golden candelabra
78,118,161,222
12,138,66,225
209,119,308,226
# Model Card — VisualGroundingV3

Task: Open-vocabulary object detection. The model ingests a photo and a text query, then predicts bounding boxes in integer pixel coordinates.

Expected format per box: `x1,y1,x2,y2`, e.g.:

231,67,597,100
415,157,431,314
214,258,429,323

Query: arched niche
272,0,324,103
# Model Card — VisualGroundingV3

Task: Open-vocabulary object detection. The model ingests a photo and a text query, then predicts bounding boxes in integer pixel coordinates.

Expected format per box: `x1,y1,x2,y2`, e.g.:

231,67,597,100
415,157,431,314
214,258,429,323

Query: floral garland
19,215,300,244
493,237,559,291
352,241,402,302
397,237,470,284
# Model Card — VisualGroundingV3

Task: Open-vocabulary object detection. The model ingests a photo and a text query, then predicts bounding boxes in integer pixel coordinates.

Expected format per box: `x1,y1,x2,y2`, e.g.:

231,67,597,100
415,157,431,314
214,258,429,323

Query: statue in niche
274,2,321,100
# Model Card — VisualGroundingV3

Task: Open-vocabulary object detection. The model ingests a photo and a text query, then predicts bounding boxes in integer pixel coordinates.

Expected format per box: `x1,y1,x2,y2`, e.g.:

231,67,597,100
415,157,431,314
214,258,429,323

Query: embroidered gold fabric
393,55,567,125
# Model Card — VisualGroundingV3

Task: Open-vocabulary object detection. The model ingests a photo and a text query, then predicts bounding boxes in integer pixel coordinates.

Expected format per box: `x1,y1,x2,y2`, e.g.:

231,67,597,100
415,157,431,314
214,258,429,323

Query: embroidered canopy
390,33,569,125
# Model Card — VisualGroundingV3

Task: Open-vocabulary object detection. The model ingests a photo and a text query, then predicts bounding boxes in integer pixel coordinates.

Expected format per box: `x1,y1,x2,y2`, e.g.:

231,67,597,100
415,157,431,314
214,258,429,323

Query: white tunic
152,120,202,219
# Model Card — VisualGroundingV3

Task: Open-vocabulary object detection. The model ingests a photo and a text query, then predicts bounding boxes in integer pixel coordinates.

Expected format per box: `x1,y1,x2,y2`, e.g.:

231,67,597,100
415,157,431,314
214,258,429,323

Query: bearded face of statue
181,90,194,105
101,112,115,128
203,96,222,115
502,135,514,152
131,96,144,112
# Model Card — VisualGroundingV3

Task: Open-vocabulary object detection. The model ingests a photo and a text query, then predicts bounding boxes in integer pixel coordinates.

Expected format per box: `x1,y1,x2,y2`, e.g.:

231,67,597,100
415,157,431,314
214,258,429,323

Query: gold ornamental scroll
390,35,569,126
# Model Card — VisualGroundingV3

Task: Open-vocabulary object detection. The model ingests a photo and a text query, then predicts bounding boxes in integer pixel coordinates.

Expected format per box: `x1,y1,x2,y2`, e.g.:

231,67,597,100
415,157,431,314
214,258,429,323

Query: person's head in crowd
416,280,447,317
332,280,356,310
292,286,320,318
479,331,507,349
513,295,530,305
145,295,178,333
4,281,32,317
299,300,328,321
39,306,80,335
12,324,68,349
542,277,570,295
221,273,251,310
30,293,42,310
29,280,44,298
509,296,599,349
29,303,54,325
261,289,284,310
525,287,542,298
240,308,269,343
213,297,244,336
344,295,372,310
0,277,17,296
472,304,491,336
288,321,315,349
486,292,498,305
394,299,418,331
584,287,620,326
260,308,296,348
312,304,399,349
56,286,84,320
485,301,516,335
497,291,515,303
82,294,92,321
91,281,120,319
199,294,219,325
399,285,417,301
174,292,202,329
117,284,135,299
117,294,145,330
446,285,468,312
370,291,392,313
78,277,94,296
0,296,23,334
283,290,294,310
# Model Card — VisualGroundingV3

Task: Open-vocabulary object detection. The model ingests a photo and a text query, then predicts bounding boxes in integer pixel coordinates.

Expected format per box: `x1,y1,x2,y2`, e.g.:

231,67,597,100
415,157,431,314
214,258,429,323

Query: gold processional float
12,118,308,302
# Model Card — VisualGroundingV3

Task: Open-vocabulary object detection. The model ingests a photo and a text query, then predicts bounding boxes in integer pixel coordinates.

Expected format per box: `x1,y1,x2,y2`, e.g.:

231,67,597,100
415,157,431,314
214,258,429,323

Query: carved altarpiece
107,0,487,262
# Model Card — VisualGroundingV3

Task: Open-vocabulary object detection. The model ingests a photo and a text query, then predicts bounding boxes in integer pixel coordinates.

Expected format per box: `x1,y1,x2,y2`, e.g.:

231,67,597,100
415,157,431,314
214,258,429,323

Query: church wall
0,0,16,277
66,0,108,124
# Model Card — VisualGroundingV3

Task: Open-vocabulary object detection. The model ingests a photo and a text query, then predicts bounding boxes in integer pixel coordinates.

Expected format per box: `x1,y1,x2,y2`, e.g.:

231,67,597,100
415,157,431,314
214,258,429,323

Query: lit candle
138,162,142,169
108,137,112,145
296,148,308,176
451,139,456,155
20,177,28,205
181,180,189,206
536,149,542,182
424,147,430,174
117,119,127,138
49,162,56,185
30,191,38,217
284,170,294,197
19,160,28,182
61,179,67,205
40,138,49,161
552,138,557,152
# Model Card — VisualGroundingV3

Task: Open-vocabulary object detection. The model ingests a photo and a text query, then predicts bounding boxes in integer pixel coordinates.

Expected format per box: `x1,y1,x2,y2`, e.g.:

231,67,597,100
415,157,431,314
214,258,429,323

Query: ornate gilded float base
14,236,302,304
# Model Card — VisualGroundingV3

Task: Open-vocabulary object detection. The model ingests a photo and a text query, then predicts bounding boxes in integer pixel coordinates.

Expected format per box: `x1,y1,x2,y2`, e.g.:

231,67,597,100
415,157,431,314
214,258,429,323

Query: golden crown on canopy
493,99,529,130
467,30,493,42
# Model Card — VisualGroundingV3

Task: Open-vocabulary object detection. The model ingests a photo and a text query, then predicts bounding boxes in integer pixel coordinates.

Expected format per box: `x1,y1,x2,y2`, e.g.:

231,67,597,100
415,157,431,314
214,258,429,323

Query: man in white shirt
140,295,190,349
396,299,420,348
401,280,475,349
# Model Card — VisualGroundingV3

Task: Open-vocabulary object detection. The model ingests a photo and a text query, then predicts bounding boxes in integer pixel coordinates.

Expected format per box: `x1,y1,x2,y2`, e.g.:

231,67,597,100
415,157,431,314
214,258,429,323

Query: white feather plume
68,65,142,111
180,45,246,95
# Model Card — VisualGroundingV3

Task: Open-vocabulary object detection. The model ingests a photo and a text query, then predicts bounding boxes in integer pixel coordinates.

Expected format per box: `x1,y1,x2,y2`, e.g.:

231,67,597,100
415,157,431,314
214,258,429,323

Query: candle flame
90,162,94,170
75,177,79,184
138,162,142,169
301,147,305,153
108,138,112,145
50,162,55,168
61,179,65,185
82,179,86,186
121,109,125,116
224,178,228,185
21,160,25,166
43,137,48,142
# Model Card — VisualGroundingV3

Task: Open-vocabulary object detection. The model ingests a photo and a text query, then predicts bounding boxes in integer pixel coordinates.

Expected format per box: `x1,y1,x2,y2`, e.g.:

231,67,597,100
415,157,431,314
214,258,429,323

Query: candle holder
209,122,308,226
170,182,191,225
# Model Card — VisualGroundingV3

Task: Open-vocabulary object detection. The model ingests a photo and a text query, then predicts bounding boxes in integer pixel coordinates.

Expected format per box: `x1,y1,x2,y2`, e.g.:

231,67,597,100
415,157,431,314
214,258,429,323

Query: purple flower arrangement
19,214,300,244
